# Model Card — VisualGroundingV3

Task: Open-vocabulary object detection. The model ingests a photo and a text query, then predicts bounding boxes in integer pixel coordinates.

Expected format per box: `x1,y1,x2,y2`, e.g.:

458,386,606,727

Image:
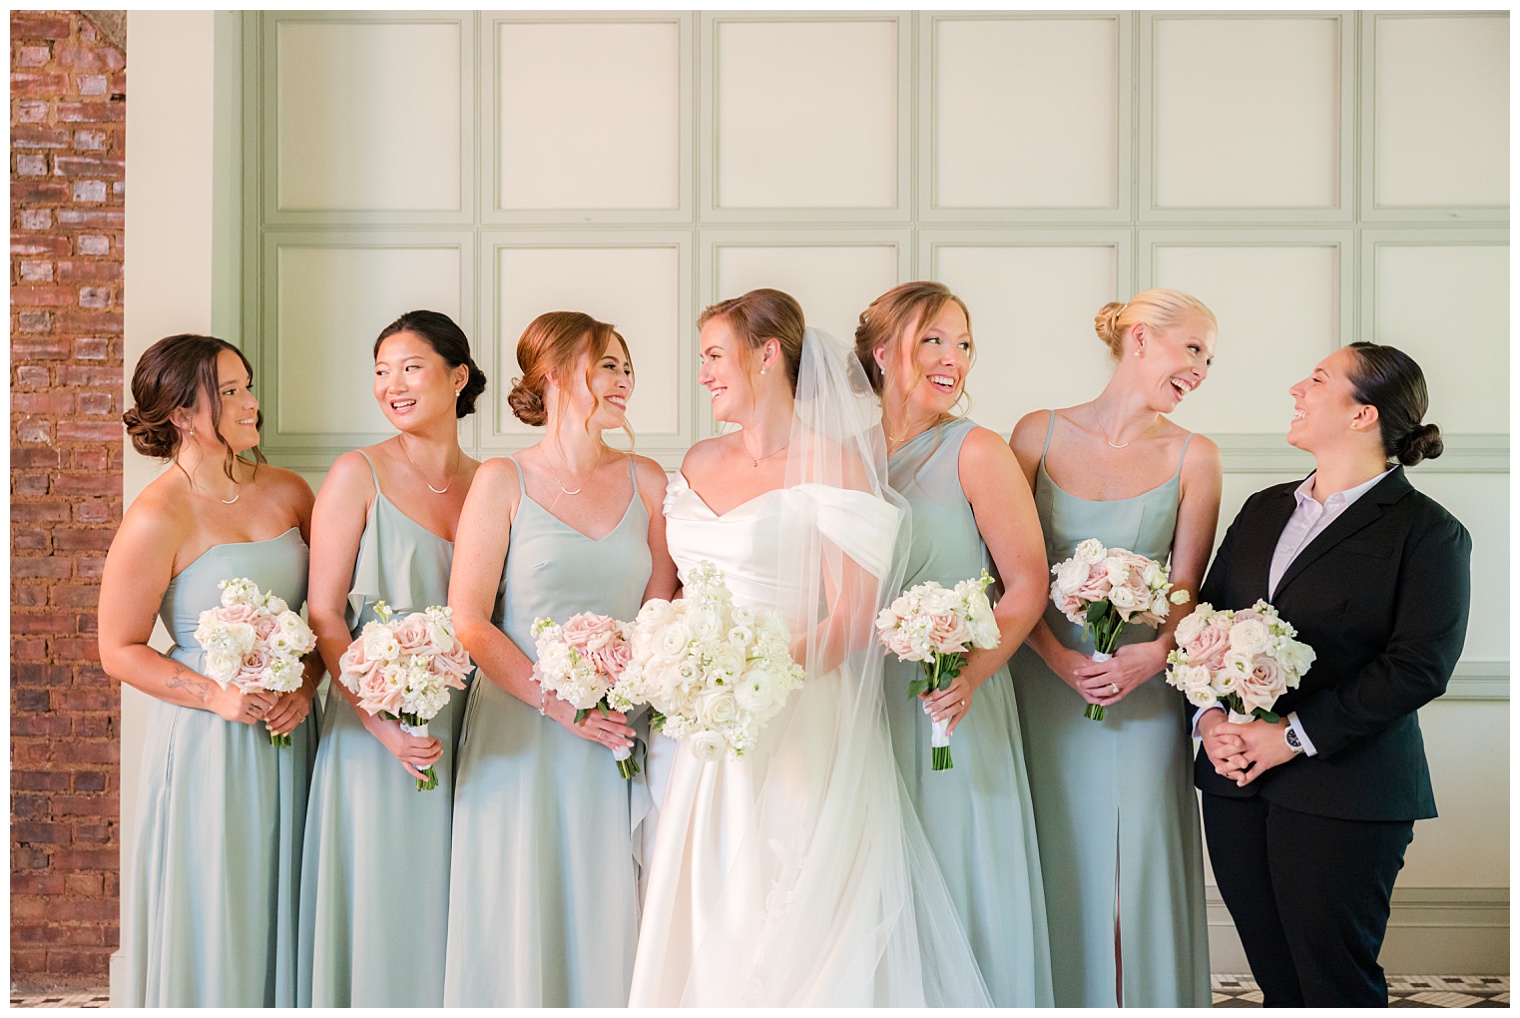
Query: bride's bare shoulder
679,434,730,483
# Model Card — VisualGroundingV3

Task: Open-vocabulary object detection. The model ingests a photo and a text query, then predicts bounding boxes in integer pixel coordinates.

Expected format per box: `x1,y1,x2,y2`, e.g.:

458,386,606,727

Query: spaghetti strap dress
884,418,1053,1007
297,449,462,1006
1010,410,1211,1007
443,455,652,1006
119,528,317,1007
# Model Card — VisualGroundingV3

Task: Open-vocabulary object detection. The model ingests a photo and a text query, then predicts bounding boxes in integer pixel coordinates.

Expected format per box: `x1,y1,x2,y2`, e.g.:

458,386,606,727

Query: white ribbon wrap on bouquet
400,720,429,739
1227,710,1256,725
1091,650,1113,663
612,744,632,763
930,716,950,749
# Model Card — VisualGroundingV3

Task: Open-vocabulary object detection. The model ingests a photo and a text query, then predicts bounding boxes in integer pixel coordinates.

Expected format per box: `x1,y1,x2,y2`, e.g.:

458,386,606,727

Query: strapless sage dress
120,527,317,1007
297,450,464,1006
443,455,651,1006
885,418,1053,1007
1010,411,1210,1007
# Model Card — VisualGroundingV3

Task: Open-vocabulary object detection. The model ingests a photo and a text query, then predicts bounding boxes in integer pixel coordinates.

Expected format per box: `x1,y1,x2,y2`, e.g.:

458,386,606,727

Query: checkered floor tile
1211,974,1509,1007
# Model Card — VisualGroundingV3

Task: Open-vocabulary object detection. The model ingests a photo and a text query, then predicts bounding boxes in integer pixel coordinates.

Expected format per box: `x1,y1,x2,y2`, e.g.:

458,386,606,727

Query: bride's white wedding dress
629,461,991,1005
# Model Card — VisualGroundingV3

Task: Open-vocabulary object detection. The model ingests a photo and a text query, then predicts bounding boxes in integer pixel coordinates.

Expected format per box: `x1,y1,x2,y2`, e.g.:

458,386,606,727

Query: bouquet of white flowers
1164,599,1316,723
531,612,638,778
1049,538,1190,721
337,601,472,790
193,577,317,746
611,561,804,762
874,570,1000,771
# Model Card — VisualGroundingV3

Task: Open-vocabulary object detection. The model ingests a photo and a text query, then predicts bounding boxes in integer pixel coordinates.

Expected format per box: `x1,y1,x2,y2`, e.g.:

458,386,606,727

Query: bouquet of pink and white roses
611,561,804,762
337,601,472,790
1164,600,1316,723
531,612,639,778
875,570,1000,771
1049,538,1190,721
193,576,317,746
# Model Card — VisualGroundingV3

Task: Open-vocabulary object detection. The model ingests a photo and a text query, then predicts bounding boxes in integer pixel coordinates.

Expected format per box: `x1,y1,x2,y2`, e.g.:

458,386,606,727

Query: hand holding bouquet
1165,599,1316,723
612,561,804,762
337,602,472,790
875,570,1000,771
1049,539,1190,721
193,577,317,746
531,612,639,778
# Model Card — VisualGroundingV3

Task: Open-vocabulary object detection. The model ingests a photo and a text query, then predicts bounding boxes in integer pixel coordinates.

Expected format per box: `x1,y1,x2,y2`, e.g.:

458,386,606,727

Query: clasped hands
1198,710,1299,786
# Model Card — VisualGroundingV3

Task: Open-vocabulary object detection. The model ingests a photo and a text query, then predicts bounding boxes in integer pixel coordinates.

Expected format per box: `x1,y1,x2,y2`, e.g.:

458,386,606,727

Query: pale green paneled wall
230,10,1506,970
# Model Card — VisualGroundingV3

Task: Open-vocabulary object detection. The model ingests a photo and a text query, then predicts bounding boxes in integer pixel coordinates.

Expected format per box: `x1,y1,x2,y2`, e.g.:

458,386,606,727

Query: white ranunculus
1053,558,1090,595
1074,538,1106,565
656,622,693,659
734,668,776,712
1228,619,1271,656
690,730,727,762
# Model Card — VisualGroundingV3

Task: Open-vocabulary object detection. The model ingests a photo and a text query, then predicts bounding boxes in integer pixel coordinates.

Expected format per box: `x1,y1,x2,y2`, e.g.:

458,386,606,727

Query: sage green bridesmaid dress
297,450,464,1006
1010,411,1211,1007
443,455,652,1007
885,418,1053,1007
120,527,317,1007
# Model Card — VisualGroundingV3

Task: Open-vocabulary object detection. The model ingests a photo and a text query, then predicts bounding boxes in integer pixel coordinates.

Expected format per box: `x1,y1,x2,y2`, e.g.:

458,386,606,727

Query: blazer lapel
1241,483,1300,602
1273,467,1412,598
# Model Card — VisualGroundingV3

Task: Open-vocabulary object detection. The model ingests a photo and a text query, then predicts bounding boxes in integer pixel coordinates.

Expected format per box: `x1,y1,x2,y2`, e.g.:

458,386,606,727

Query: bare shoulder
1179,430,1222,476
1008,409,1055,464
630,453,670,498
471,454,524,499
680,435,727,479
257,462,316,514
319,449,379,498
118,474,194,550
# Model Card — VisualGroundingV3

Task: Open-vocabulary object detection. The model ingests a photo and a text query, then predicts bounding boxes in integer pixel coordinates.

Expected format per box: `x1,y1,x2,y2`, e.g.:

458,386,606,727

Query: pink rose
339,639,368,676
392,615,430,654
1052,587,1083,622
252,614,278,641
1182,624,1231,672
237,647,271,685
1238,654,1286,712
592,636,633,679
1074,562,1111,603
560,612,620,653
928,614,972,654
218,603,255,626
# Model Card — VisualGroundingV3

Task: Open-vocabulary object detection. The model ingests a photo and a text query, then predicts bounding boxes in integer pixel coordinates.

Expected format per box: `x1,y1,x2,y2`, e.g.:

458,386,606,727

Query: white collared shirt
1197,467,1395,756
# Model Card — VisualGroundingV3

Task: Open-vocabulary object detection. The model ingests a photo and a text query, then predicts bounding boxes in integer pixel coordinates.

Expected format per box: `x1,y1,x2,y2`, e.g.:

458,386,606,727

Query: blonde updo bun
1094,288,1217,358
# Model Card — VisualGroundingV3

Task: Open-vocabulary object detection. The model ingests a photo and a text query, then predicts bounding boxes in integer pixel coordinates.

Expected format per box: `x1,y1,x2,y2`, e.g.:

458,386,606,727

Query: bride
629,289,991,1006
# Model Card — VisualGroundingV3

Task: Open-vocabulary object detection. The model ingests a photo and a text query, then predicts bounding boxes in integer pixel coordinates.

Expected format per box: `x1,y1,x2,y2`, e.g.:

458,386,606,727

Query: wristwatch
1284,725,1305,755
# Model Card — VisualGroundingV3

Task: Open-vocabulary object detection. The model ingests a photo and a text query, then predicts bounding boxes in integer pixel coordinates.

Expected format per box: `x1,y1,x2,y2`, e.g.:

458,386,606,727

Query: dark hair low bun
375,309,486,420
507,376,547,427
456,362,488,419
1397,421,1444,466
122,405,179,459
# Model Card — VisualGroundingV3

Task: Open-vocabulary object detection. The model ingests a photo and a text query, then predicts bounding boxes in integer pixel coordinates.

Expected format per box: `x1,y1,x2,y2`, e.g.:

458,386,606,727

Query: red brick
10,614,72,635
58,925,107,946
55,100,123,123
54,44,125,72
71,129,107,151
12,873,68,896
18,258,54,281
11,823,67,846
15,151,49,175
49,476,118,500
15,207,56,230
11,179,70,204
9,71,70,97
54,208,123,228
12,13,74,39
12,234,69,258
51,525,117,548
12,527,49,551
16,43,51,66
71,179,106,202
55,259,122,283
12,660,73,684
11,446,62,469
56,421,121,443
16,99,49,122
16,312,57,337
71,770,107,793
15,684,53,710
56,308,121,334
13,845,50,869
53,154,124,179
53,793,116,817
13,473,51,496
13,126,72,149
70,446,108,471
11,949,47,977
76,613,99,635
46,949,109,976
75,233,109,255
11,501,70,523
12,713,74,737
12,391,74,415
15,419,52,443
11,284,75,307
12,636,48,659
77,392,114,415
52,738,116,763
49,848,118,872
11,793,51,820
50,584,102,609
14,582,49,605
71,714,112,739
58,365,120,387
76,73,108,96
14,365,53,387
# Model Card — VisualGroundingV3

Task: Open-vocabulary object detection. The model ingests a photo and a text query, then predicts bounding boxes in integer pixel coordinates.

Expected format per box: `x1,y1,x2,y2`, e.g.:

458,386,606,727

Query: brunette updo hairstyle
697,288,805,395
1094,288,1217,359
507,311,631,438
1344,341,1444,466
854,280,972,396
374,309,487,418
122,334,264,481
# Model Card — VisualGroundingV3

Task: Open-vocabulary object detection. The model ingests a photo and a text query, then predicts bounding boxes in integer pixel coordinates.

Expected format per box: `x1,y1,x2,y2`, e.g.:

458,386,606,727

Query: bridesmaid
855,282,1053,1007
1007,289,1221,1007
297,311,485,1006
444,311,678,1006
102,335,319,1006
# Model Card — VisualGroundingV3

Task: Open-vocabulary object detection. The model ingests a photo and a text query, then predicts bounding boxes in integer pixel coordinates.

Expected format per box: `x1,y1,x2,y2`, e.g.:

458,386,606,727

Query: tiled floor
8,977,1511,1008
1211,974,1509,1008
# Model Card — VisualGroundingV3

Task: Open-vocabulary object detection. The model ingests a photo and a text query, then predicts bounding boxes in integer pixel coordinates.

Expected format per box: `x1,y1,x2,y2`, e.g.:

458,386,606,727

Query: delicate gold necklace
741,435,789,467
1096,411,1158,450
543,446,591,496
399,433,458,494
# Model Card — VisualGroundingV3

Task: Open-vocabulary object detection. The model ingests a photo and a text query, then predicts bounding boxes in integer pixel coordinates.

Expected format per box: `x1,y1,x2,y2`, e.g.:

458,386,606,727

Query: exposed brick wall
11,10,126,993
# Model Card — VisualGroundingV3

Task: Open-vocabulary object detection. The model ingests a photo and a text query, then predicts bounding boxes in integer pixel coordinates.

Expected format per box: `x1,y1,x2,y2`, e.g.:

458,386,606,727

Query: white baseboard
1208,885,1510,975
108,950,123,1007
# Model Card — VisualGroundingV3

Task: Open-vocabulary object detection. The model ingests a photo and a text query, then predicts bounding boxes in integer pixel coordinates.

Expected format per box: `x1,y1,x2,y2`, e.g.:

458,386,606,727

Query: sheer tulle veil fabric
673,328,992,1006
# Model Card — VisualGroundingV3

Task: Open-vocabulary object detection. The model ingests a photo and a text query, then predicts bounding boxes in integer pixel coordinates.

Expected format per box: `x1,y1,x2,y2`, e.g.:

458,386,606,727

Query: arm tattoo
163,661,214,704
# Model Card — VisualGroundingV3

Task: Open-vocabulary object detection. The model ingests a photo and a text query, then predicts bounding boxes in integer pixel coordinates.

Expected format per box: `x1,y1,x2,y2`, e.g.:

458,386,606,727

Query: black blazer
1193,467,1471,822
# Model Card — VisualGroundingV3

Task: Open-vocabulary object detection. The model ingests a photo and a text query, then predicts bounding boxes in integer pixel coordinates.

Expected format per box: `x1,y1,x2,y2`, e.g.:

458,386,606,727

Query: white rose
1174,608,1210,646
726,625,755,650
1186,686,1218,709
708,647,745,683
1228,619,1271,656
1053,558,1090,595
689,607,723,643
1183,664,1213,689
1108,585,1139,610
1102,556,1129,590
700,690,740,727
1074,538,1106,565
1150,591,1171,618
656,622,693,659
690,730,727,762
1142,559,1166,589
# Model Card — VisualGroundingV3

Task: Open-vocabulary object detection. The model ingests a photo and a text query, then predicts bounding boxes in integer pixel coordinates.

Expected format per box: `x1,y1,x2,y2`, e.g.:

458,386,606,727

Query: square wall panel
714,19,899,209
1153,16,1340,209
1153,243,1341,435
275,245,464,435
1373,15,1509,208
495,245,682,438
713,244,900,354
1372,243,1508,434
931,244,1120,435
1406,473,1509,663
933,17,1119,210
498,20,681,210
276,20,463,212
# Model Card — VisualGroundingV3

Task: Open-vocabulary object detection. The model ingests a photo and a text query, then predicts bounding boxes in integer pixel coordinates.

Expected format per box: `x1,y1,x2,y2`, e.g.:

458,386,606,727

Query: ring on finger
1110,682,1119,695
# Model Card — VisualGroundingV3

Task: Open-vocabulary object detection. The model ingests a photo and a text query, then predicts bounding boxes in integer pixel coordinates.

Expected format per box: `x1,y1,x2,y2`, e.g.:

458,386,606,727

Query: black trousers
1202,792,1414,1007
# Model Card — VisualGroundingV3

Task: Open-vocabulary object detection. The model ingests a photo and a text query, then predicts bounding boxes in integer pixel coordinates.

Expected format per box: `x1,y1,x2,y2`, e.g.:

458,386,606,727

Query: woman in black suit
1195,342,1471,1006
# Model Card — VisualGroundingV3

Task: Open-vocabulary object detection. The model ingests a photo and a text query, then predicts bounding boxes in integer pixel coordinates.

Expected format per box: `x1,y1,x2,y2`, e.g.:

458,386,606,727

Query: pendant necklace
544,446,587,496
742,435,789,467
399,433,457,494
